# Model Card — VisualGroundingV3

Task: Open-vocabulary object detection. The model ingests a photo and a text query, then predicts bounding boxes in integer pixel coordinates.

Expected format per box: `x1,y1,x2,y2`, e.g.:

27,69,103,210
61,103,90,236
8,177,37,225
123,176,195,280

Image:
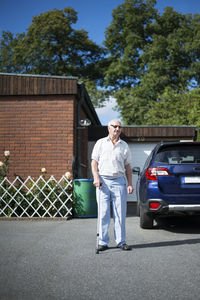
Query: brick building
0,73,197,184
0,73,100,180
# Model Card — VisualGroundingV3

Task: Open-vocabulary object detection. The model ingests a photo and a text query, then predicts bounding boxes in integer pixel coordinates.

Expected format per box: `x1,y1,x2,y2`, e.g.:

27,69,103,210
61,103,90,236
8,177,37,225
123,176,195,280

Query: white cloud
95,97,122,125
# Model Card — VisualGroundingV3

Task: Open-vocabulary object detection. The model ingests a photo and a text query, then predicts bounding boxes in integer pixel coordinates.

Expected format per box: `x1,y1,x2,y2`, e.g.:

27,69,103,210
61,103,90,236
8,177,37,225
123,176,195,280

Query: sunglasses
110,124,122,129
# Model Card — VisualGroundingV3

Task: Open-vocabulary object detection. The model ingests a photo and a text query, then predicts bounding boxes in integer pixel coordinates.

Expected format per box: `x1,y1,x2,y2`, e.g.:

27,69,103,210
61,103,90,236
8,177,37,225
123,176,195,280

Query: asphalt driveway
1,215,200,300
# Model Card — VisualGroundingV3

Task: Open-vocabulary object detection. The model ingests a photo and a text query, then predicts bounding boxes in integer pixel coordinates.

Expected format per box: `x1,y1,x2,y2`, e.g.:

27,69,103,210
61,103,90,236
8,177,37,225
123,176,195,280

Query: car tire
140,209,154,229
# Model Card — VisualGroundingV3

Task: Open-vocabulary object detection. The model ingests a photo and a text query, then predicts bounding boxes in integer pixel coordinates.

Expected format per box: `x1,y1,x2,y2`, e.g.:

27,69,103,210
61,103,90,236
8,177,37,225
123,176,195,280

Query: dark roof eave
78,83,101,126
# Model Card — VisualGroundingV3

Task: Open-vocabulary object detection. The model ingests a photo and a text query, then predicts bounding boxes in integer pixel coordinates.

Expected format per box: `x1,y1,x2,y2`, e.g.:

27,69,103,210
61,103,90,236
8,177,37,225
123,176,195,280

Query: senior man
91,120,134,251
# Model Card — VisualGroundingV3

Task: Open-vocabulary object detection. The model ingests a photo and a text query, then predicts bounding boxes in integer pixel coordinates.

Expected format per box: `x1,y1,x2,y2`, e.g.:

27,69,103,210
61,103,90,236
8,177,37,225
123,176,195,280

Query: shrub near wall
0,152,73,218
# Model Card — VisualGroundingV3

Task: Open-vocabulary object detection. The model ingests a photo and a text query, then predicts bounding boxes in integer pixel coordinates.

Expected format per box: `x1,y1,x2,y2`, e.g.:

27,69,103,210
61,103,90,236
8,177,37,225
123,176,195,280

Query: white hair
108,120,121,126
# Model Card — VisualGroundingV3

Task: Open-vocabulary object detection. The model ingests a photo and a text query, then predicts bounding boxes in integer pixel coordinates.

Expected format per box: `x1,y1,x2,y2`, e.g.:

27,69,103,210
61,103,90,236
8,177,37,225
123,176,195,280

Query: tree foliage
0,7,108,106
104,0,157,89
145,88,200,126
1,7,105,78
104,0,200,126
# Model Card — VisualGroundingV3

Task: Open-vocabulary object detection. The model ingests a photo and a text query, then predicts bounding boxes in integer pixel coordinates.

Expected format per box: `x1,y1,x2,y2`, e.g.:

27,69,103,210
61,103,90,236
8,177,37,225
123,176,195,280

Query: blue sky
1,0,200,45
1,0,200,124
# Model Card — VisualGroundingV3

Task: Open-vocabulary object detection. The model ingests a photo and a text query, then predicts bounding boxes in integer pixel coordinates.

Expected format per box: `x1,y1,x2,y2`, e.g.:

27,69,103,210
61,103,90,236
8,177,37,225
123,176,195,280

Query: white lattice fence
0,176,73,218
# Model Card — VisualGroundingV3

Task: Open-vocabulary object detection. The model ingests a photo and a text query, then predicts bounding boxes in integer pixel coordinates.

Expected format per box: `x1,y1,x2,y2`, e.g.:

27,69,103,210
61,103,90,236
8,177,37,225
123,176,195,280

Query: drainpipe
76,84,88,178
74,84,83,179
74,83,93,178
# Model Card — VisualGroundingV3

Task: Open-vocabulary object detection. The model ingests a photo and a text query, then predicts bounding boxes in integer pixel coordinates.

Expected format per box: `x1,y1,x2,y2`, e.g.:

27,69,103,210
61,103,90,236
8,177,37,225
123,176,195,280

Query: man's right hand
93,177,102,189
91,160,101,188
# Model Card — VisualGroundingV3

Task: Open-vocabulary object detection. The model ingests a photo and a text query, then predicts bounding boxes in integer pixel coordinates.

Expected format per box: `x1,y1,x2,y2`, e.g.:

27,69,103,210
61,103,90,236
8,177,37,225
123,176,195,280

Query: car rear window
155,145,200,164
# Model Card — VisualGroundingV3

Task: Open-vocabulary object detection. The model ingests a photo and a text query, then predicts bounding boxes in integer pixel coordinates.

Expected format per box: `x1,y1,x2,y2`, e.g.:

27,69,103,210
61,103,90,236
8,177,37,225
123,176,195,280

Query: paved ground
1,214,200,300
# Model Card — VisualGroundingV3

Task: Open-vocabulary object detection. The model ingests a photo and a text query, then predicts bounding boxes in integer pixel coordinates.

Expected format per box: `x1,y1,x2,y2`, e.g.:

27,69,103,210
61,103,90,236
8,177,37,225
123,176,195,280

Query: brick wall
0,94,75,179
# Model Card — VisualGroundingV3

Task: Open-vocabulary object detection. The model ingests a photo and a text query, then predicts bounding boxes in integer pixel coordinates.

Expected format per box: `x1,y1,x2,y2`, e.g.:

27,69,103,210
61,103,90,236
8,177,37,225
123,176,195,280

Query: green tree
0,31,24,73
82,79,112,108
104,0,157,89
104,0,200,125
144,88,200,126
0,7,108,106
141,8,200,94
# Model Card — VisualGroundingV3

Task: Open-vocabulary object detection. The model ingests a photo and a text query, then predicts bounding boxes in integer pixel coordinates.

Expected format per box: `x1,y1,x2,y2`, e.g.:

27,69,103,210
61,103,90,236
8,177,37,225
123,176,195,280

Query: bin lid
73,179,93,182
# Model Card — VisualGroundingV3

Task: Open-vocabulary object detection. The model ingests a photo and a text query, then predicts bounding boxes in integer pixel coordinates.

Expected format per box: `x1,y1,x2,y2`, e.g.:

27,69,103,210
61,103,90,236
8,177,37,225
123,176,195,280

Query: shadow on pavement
155,215,200,234
130,236,200,250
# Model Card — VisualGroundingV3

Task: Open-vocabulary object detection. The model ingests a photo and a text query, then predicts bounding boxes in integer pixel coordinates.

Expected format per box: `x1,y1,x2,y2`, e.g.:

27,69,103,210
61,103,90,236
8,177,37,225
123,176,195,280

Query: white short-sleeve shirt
91,136,132,177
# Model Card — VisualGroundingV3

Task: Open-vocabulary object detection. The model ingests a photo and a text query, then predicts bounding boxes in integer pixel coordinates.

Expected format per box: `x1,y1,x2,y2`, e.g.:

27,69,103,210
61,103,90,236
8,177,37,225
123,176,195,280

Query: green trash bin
73,179,97,217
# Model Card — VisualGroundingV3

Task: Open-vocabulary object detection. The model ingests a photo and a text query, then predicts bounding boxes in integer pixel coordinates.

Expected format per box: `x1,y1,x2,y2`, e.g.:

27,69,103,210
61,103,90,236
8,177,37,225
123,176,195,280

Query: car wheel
140,209,154,229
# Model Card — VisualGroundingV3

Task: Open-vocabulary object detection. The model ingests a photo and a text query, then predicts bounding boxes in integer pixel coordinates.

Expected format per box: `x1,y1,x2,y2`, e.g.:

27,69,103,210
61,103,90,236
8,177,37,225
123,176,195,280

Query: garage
127,142,158,201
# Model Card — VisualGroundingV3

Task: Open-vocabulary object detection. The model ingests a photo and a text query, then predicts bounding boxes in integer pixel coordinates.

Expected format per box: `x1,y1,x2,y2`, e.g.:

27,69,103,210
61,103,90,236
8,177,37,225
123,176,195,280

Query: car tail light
149,202,161,210
145,167,170,181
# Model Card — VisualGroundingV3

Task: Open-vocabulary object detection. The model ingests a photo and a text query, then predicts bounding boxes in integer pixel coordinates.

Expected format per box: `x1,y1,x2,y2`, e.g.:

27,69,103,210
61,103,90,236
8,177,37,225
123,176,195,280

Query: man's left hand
127,185,134,194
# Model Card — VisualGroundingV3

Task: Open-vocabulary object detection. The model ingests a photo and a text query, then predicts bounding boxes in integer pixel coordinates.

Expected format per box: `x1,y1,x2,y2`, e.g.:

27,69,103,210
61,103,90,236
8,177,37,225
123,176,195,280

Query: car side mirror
132,167,140,175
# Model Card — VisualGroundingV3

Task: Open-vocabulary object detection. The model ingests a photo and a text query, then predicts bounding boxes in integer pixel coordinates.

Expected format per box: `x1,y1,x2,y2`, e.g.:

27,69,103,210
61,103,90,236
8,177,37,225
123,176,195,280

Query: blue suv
134,142,200,229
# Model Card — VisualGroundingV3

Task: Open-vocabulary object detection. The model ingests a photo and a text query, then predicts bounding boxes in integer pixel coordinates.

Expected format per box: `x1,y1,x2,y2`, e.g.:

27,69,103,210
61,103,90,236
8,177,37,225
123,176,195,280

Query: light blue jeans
96,176,127,246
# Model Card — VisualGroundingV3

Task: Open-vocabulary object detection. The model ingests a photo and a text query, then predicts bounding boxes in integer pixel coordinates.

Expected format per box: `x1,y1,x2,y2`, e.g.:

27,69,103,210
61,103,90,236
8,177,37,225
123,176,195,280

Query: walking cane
95,184,101,254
